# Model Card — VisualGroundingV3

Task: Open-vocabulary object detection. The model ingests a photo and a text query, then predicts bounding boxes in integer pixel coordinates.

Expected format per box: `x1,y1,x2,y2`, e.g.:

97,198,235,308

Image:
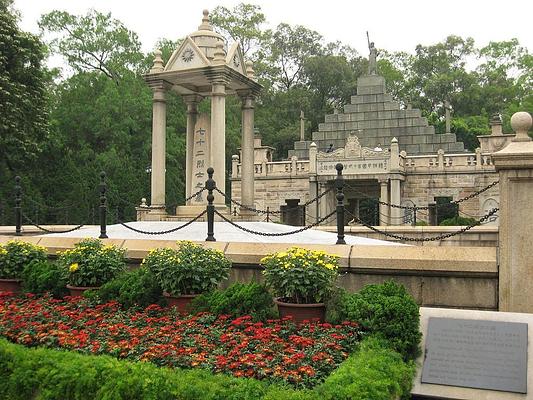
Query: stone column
390,179,401,224
183,95,202,204
210,80,226,206
308,176,318,224
389,137,402,225
492,111,533,313
239,91,255,214
319,182,329,222
149,82,170,212
379,179,389,226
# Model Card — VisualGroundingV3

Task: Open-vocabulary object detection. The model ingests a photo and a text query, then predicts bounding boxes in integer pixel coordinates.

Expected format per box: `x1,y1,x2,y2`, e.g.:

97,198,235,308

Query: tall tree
210,3,266,58
262,23,324,90
39,9,144,82
0,0,49,172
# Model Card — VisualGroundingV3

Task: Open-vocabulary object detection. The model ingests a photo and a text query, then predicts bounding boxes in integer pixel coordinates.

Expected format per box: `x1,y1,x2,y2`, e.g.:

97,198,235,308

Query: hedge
0,337,414,400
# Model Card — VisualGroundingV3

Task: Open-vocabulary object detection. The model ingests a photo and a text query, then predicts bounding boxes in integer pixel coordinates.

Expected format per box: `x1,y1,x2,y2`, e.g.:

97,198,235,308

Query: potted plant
58,238,126,296
261,247,339,324
0,240,48,293
142,241,231,313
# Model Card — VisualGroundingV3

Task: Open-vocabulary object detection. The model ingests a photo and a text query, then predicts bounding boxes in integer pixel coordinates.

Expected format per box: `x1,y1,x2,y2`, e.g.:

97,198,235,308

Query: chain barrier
22,213,85,234
214,187,333,215
345,208,499,242
214,209,336,237
344,180,499,211
184,187,207,203
118,210,207,235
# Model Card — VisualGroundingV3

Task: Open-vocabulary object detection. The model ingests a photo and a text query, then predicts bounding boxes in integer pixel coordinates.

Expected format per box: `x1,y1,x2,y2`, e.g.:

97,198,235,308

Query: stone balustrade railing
233,159,310,178
232,151,496,179
403,151,495,173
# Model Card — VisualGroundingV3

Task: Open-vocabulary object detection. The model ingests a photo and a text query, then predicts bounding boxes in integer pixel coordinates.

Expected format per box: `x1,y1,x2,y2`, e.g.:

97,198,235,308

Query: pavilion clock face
233,54,240,68
182,48,194,63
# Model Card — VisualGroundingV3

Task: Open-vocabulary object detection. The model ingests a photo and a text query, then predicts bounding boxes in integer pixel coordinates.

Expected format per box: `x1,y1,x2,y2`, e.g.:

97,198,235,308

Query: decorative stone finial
213,42,225,65
490,113,503,136
245,60,255,80
150,49,164,73
140,198,147,207
232,154,239,161
511,111,532,142
438,149,445,155
198,9,213,31
391,137,398,144
310,142,317,148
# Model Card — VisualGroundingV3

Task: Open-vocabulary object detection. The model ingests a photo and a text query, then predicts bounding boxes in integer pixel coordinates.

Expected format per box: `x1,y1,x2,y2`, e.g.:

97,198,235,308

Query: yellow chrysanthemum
69,263,79,272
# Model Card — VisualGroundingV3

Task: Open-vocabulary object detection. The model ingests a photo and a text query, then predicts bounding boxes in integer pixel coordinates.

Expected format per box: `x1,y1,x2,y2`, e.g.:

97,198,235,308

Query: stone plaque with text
421,317,527,393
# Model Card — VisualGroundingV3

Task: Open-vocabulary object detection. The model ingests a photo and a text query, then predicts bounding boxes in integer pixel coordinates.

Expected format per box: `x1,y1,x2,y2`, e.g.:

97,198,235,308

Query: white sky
14,0,533,58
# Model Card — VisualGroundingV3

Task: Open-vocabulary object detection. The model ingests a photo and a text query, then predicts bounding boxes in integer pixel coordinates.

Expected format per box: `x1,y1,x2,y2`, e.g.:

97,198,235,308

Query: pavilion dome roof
188,9,226,61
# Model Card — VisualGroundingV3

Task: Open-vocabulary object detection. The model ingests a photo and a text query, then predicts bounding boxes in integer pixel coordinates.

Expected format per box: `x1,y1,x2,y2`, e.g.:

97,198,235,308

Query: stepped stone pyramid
288,74,465,159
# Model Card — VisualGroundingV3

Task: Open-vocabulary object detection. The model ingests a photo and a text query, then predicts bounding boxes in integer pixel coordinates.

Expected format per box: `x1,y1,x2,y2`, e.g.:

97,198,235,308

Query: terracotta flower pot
163,292,197,314
0,278,23,294
274,298,326,325
66,284,100,297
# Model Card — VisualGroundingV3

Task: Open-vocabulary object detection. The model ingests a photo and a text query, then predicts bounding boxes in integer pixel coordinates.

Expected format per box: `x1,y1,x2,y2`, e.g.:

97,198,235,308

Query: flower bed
0,292,360,388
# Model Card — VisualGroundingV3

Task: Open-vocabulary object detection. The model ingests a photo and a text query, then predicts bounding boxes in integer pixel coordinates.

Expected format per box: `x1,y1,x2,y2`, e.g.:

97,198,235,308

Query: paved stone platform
42,221,400,245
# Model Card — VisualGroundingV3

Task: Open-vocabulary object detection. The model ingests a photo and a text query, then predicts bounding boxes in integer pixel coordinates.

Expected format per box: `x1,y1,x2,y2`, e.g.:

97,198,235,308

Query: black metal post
205,167,216,241
266,206,270,222
233,207,237,217
14,176,22,236
412,206,417,227
335,163,346,244
99,171,108,239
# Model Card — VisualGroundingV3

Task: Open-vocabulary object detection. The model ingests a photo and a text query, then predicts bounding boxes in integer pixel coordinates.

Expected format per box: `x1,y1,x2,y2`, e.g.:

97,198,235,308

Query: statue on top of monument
367,32,377,75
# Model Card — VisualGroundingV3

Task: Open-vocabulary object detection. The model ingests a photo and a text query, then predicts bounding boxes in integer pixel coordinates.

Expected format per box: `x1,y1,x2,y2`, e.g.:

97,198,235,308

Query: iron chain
118,210,207,235
22,213,85,233
214,209,337,237
346,208,499,242
214,187,333,215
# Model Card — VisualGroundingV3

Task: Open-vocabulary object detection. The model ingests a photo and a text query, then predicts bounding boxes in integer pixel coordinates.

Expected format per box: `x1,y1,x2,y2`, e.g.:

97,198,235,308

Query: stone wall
0,236,498,311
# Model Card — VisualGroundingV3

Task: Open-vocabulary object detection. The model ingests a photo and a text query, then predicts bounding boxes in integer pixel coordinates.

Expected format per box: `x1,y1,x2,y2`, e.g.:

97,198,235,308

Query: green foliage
0,0,49,172
316,337,415,400
337,281,421,361
57,239,126,287
439,215,477,226
190,282,276,321
39,9,144,81
0,336,413,400
143,241,231,295
21,260,68,298
0,241,47,279
90,266,163,308
210,3,266,57
261,247,339,304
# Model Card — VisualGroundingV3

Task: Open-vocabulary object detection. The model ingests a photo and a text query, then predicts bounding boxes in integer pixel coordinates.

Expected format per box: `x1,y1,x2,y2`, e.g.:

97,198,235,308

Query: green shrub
0,337,413,400
415,220,428,226
0,240,47,279
190,282,276,321
316,337,415,400
142,241,231,295
21,260,68,298
338,281,421,360
89,267,164,308
57,238,126,287
0,338,313,400
439,216,477,226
